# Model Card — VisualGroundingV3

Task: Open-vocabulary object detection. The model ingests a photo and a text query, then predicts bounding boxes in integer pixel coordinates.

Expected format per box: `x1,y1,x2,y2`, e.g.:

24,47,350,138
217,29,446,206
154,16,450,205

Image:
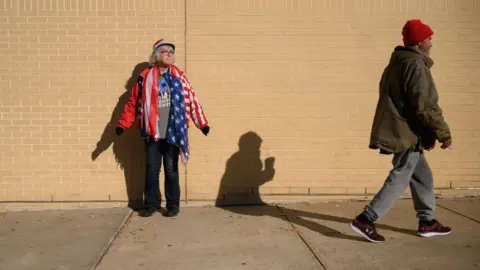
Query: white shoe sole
350,222,384,243
417,231,452,237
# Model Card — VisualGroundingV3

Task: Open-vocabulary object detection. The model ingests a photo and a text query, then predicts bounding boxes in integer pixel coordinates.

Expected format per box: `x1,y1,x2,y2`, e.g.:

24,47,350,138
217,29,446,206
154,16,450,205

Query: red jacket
117,65,208,137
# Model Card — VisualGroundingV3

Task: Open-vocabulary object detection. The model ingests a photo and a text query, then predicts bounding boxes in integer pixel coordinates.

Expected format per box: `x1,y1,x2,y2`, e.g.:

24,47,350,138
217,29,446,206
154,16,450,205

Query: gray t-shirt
157,75,171,139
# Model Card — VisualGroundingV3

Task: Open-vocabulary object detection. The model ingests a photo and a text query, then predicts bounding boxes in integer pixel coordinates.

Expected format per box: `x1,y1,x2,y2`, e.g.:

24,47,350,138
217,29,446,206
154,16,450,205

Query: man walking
350,20,453,243
116,39,210,217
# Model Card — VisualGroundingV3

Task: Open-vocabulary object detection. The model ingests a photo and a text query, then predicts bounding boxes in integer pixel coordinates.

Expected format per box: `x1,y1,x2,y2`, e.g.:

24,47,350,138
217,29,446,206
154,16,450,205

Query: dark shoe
417,220,452,237
138,207,156,217
350,217,385,243
163,208,179,217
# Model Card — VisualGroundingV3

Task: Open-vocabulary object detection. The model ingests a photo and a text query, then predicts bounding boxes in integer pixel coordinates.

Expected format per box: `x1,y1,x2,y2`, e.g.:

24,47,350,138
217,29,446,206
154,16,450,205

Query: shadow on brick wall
214,132,416,241
91,62,150,211
214,131,276,206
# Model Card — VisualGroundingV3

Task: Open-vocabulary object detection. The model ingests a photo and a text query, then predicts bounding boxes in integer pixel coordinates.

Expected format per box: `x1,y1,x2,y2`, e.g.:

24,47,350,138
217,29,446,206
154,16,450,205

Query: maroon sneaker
417,220,452,237
350,218,385,243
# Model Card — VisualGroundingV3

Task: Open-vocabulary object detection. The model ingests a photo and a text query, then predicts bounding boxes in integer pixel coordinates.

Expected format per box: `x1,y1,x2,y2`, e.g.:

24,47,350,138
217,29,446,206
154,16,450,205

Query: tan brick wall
1,0,480,208
185,0,480,203
0,0,186,206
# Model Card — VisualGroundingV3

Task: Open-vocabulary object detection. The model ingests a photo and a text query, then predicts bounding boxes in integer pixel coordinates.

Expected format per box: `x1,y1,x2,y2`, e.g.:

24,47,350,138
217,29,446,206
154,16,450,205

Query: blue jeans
144,138,180,210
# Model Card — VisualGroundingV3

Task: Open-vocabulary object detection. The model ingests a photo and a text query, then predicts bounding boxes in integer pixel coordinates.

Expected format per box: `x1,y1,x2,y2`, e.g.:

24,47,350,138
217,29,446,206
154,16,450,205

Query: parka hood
389,46,434,68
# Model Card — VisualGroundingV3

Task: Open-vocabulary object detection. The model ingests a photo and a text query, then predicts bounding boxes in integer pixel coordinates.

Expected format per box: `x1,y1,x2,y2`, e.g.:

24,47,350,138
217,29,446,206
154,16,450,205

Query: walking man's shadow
215,132,416,241
215,131,275,205
91,62,150,211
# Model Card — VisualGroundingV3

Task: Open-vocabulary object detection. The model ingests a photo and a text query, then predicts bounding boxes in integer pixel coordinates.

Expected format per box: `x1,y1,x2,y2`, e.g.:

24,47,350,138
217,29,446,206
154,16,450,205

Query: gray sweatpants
363,146,435,222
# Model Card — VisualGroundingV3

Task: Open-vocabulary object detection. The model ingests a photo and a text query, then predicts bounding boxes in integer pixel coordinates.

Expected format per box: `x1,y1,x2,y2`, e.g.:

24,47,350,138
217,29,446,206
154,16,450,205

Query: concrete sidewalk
0,207,130,270
0,197,479,270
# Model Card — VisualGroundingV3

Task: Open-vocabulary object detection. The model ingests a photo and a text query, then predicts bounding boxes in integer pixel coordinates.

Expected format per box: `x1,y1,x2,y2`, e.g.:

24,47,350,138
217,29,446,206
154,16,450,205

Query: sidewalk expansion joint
437,204,480,224
275,205,328,270
90,208,134,270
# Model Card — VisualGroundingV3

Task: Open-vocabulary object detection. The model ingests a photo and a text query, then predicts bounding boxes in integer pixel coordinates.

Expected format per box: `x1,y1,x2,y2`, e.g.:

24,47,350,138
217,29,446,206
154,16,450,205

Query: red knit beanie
402,19,434,46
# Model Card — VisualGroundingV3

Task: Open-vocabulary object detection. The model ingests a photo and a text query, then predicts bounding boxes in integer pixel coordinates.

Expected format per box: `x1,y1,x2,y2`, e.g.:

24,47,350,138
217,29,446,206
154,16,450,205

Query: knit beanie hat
152,39,175,53
402,20,434,46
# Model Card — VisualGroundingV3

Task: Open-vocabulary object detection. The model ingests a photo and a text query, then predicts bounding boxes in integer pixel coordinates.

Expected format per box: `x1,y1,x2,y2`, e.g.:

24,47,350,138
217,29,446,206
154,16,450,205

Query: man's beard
421,47,431,56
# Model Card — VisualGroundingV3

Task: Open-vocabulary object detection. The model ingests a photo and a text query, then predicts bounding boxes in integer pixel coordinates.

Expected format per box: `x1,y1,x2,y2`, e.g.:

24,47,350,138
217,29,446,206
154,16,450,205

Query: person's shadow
91,62,150,211
215,131,275,206
215,132,417,242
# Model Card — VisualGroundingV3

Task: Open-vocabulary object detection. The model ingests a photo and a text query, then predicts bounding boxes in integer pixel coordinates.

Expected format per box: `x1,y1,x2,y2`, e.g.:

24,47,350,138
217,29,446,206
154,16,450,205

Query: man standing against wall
350,20,453,243
116,39,210,217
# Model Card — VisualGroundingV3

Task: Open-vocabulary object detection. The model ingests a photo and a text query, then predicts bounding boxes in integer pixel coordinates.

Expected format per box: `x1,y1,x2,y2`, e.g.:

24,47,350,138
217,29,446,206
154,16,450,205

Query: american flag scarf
167,75,190,164
144,66,190,164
